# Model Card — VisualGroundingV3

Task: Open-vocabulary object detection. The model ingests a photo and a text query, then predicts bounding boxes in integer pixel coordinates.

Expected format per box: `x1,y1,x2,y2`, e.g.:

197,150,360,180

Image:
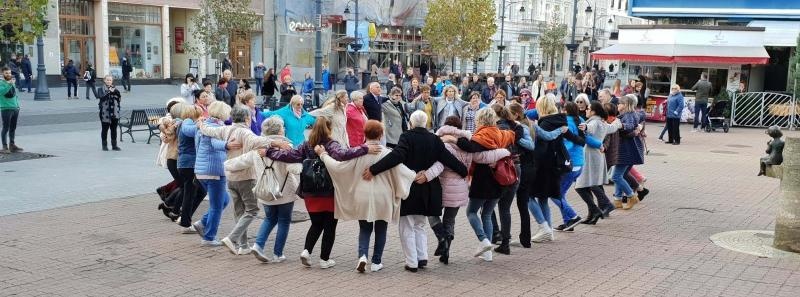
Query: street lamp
497,0,525,73
585,5,613,66
567,0,595,75
34,20,50,101
313,0,323,108
344,0,361,77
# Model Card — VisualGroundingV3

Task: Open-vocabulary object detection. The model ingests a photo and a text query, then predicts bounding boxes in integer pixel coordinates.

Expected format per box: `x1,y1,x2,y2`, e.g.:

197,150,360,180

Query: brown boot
622,197,632,210
613,200,623,209
629,195,640,207
9,144,23,152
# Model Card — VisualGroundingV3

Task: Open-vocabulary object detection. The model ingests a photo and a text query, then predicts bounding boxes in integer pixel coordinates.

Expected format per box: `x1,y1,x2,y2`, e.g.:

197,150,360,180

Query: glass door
63,37,85,74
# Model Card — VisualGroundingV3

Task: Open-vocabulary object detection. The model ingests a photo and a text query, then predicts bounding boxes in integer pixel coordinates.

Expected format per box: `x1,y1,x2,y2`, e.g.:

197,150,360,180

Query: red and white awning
591,44,769,64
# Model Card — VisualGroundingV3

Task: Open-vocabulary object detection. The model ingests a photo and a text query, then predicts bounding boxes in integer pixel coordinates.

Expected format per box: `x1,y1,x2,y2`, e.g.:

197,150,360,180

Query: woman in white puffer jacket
223,116,302,263
422,115,509,265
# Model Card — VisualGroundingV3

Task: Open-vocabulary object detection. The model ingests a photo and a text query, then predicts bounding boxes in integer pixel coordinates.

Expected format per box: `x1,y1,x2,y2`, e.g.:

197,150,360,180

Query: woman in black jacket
262,68,280,98
97,75,121,151
367,110,467,272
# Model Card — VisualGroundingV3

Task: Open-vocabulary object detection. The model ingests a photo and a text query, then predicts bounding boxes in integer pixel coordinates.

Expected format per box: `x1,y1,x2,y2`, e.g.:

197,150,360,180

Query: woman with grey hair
97,74,122,151
196,105,291,252
365,110,468,272
346,90,368,147
310,90,349,147
225,116,302,263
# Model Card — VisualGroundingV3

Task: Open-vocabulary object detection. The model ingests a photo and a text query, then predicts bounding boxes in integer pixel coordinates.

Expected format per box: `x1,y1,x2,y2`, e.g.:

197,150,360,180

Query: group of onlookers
149,66,652,274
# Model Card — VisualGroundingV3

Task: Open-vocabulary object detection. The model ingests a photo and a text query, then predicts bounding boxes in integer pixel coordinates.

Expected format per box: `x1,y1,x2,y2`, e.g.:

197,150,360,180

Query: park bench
118,108,166,144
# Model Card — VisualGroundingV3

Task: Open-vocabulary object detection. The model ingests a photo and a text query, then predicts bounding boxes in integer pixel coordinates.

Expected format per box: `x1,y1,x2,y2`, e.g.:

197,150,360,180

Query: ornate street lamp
34,20,50,101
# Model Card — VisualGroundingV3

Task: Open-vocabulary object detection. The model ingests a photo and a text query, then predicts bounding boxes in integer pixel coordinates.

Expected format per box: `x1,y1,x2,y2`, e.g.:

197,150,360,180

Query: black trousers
666,118,681,144
85,81,97,99
178,167,206,227
163,159,184,210
121,77,131,91
100,118,119,147
516,183,532,244
576,186,613,216
492,164,521,241
66,78,78,97
305,211,338,261
1,109,19,147
428,207,459,239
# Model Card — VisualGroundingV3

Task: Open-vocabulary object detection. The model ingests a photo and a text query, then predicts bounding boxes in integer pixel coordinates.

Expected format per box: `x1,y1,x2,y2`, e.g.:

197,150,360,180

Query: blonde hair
442,85,459,97
475,108,498,127
290,95,304,106
620,94,638,114
207,101,232,119
179,103,201,120
536,93,559,116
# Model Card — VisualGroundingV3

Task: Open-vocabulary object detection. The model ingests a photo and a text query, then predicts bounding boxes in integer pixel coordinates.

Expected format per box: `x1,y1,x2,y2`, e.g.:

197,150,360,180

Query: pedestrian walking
96,75,121,151
62,60,80,99
21,55,32,93
1,67,22,153
84,63,97,100
343,68,359,96
691,72,712,132
254,62,266,96
121,57,132,92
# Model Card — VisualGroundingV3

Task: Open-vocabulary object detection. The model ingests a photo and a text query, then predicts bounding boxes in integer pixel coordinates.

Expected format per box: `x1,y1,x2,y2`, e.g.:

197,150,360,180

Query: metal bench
118,108,166,144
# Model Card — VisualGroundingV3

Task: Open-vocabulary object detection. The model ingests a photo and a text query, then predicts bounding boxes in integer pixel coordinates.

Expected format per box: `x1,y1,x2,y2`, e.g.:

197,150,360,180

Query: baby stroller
705,100,730,133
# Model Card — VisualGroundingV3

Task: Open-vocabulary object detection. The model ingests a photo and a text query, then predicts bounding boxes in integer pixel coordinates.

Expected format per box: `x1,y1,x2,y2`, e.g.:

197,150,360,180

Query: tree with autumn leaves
539,13,568,78
0,0,51,44
422,0,497,70
183,0,260,75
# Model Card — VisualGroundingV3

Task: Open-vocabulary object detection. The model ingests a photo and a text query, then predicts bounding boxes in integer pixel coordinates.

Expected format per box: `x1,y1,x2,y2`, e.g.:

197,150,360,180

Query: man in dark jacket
84,63,97,100
363,82,384,121
481,77,497,104
690,72,712,132
215,79,232,106
62,60,80,99
420,61,429,79
342,68,359,96
365,110,467,271
20,55,32,93
222,69,237,101
121,57,132,92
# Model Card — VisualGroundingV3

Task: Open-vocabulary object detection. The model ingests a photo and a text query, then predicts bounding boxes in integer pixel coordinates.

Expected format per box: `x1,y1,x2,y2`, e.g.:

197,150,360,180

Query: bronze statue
758,125,784,176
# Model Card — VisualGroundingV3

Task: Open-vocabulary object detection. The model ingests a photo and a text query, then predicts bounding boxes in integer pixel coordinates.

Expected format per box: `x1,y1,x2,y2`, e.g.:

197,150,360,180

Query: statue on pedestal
758,125,784,176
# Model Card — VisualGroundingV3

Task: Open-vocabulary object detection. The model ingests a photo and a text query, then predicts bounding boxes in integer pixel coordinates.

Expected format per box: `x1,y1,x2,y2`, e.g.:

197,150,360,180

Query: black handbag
298,157,334,197
554,140,573,175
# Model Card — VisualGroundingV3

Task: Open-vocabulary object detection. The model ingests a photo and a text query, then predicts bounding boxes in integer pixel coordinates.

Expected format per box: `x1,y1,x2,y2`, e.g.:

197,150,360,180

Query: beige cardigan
198,122,271,181
223,135,301,205
310,103,350,148
321,144,416,223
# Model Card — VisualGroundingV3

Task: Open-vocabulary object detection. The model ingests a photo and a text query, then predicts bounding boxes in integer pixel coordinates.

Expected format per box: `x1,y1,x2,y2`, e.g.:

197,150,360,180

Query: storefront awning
591,44,770,64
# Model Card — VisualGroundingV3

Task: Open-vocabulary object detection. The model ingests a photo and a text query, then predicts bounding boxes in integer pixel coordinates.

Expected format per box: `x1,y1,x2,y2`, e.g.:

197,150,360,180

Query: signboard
175,27,185,54
727,65,741,92
630,0,800,19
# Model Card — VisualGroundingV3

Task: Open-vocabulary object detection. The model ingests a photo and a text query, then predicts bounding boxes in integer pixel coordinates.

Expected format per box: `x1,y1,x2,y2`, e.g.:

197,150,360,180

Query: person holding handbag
265,117,382,269
224,116,301,263
97,75,121,151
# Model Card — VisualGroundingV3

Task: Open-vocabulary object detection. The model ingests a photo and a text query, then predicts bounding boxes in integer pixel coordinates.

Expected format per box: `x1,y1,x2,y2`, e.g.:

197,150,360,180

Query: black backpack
298,157,334,197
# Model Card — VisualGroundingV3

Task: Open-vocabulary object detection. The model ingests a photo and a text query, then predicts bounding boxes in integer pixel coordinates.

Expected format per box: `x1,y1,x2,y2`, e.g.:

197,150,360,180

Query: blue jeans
199,177,230,241
358,220,388,264
535,197,552,225
527,196,546,224
611,165,634,198
466,199,499,241
694,103,708,129
551,168,581,224
255,202,294,256
255,78,263,96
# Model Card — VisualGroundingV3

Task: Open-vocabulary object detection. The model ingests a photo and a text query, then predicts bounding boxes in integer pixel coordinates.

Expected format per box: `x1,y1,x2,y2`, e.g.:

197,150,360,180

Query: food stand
592,25,769,122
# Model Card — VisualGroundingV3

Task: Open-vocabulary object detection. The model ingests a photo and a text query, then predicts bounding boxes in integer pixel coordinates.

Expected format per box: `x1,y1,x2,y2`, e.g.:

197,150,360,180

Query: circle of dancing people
153,67,651,272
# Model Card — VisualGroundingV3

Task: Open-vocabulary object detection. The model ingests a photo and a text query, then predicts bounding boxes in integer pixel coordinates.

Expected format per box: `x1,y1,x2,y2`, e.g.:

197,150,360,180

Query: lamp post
313,0,323,108
34,20,50,101
497,0,525,73
586,6,613,67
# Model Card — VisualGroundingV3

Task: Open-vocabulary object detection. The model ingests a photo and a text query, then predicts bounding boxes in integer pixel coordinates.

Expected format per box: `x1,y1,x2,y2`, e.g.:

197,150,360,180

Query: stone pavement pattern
2,120,800,296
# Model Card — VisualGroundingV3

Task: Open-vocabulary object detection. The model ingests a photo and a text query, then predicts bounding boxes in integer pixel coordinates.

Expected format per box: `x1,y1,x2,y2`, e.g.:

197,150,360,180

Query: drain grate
0,152,56,163
709,150,739,155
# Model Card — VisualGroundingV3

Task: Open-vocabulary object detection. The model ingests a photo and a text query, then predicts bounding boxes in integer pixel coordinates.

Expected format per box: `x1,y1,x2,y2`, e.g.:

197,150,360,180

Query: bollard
774,137,800,252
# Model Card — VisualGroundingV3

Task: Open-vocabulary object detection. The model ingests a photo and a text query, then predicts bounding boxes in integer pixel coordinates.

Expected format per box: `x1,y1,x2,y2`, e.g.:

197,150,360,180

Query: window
108,3,161,25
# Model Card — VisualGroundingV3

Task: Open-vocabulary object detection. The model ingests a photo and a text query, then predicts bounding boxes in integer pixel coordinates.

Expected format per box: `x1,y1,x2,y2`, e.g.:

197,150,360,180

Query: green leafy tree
422,0,497,68
539,15,568,78
0,0,51,44
788,33,800,97
183,0,260,63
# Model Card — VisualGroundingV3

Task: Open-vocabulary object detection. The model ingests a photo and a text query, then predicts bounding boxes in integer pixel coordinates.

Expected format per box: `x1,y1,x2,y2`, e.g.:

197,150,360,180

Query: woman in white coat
223,116,301,263
318,120,416,273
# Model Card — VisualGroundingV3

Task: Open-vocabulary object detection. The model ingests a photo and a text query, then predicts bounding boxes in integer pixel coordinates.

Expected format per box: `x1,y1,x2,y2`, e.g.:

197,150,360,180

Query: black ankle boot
434,237,446,257
494,239,511,255
439,238,451,265
431,223,446,256
492,231,502,244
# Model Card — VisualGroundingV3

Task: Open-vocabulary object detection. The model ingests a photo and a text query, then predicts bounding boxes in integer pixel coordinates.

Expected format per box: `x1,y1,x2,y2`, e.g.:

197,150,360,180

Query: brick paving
1,126,800,296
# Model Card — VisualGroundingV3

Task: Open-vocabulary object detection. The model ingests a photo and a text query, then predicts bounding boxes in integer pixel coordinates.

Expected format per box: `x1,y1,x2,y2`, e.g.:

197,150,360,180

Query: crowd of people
150,63,653,273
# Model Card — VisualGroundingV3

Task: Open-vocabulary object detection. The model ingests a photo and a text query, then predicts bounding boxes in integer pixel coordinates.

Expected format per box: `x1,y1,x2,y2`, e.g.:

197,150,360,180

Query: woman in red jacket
346,91,368,147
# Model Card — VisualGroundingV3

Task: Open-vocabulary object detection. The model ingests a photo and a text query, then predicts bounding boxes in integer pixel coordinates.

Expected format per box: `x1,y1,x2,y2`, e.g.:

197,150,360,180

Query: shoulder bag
299,157,334,197
253,157,289,201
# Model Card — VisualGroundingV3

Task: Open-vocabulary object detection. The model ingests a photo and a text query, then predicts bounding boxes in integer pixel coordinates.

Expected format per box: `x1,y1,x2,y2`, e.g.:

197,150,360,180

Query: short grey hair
230,106,250,123
261,115,285,136
207,101,232,120
350,90,365,102
409,110,428,129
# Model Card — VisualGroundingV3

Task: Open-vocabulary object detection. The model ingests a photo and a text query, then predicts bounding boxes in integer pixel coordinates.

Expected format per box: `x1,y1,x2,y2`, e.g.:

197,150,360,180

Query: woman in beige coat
317,120,416,273
310,90,350,147
223,116,301,263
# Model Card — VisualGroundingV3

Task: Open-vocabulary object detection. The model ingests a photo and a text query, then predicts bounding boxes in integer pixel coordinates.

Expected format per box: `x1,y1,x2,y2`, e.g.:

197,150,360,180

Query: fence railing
731,92,797,130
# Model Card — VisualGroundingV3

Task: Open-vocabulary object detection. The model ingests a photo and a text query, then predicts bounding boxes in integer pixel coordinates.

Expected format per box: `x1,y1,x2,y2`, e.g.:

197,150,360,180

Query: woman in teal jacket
262,95,316,147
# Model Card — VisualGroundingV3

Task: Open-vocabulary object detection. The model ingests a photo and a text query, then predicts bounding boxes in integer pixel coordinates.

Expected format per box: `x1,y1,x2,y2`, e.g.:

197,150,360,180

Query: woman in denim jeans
612,95,645,209
225,116,300,263
192,101,236,246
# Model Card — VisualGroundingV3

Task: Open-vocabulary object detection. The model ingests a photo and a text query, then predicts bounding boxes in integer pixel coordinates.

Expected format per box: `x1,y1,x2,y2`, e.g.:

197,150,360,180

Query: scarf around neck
471,125,514,149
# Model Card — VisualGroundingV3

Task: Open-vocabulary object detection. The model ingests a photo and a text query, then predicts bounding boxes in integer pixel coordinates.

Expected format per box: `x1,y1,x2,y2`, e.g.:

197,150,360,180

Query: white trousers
398,215,428,268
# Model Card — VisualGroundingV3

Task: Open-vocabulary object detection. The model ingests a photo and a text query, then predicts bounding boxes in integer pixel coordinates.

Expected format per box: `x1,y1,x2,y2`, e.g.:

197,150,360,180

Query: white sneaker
370,263,383,272
251,244,271,263
272,255,287,263
200,239,222,246
192,221,205,238
221,237,237,254
356,255,368,273
532,230,554,243
300,249,311,267
237,247,252,255
479,251,493,262
319,259,336,269
181,225,196,234
474,238,493,257
691,128,698,133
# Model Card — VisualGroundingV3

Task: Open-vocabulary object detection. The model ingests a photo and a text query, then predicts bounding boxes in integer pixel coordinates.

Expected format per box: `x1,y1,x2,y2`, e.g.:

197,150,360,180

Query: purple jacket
266,139,368,163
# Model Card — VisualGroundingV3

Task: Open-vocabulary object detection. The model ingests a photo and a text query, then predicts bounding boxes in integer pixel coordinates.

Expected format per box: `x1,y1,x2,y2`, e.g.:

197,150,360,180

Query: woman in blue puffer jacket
551,96,603,232
192,101,236,246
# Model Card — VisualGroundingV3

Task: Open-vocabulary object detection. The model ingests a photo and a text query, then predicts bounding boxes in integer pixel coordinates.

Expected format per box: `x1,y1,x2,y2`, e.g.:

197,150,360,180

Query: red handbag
492,156,518,186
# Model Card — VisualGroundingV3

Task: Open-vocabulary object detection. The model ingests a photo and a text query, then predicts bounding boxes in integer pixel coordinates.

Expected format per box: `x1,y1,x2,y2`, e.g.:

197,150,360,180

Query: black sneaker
404,265,418,273
637,188,650,202
554,224,568,232
418,260,427,269
564,216,582,231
